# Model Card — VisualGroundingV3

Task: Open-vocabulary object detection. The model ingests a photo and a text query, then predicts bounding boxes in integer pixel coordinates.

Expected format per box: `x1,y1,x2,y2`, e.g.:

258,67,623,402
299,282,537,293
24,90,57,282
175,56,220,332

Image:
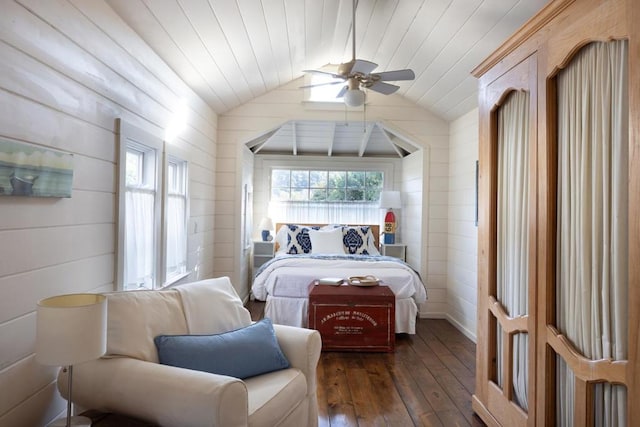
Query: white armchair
58,277,321,427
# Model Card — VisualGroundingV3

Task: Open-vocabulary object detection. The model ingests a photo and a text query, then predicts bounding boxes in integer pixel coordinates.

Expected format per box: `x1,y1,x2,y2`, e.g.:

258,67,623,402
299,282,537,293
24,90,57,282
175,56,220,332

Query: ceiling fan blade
368,81,400,95
302,69,345,79
351,59,378,75
299,81,347,89
336,85,349,98
374,69,415,81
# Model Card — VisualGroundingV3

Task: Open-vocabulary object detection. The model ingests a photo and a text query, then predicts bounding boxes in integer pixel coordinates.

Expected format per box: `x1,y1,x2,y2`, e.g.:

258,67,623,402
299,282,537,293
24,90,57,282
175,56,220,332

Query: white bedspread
252,254,427,304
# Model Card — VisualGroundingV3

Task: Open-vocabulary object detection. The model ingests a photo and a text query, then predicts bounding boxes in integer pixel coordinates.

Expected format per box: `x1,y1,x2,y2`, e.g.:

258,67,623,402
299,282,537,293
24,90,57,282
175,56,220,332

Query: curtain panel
496,90,530,410
556,39,629,427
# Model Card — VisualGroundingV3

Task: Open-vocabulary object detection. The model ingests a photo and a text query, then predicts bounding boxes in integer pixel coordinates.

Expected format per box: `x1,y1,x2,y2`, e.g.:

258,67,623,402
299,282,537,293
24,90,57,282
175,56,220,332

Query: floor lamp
36,293,107,427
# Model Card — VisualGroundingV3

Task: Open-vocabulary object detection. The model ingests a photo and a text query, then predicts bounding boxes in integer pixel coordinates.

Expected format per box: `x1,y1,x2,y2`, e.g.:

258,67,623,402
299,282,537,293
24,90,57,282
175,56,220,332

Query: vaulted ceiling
106,0,548,156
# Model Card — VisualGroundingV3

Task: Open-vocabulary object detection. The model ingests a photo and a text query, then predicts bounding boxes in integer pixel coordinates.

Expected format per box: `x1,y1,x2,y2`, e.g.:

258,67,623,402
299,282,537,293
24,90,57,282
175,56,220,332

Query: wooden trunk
308,283,395,352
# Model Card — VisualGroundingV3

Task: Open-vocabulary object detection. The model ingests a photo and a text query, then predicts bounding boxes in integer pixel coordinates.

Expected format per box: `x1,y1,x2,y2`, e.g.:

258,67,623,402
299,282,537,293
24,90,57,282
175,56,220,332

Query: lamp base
50,415,92,427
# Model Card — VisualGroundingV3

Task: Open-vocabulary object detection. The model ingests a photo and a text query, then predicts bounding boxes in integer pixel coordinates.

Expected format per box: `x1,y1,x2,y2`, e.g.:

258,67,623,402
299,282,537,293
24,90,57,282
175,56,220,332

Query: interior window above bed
269,169,383,224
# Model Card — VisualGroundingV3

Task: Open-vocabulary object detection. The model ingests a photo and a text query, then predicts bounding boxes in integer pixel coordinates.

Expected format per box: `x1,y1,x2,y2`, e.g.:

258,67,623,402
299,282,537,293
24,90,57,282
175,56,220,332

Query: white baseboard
419,312,447,319
418,311,477,343
445,314,477,343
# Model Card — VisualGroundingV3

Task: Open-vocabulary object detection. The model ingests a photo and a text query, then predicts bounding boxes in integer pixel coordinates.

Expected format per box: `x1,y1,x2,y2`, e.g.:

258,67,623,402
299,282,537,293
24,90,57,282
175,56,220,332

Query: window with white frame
116,119,189,291
164,156,188,282
269,169,383,224
307,73,344,103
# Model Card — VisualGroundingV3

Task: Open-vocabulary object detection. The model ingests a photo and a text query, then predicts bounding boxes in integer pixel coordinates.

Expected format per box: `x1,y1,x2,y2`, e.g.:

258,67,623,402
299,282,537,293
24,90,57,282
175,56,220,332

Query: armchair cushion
106,289,187,362
176,277,252,334
155,318,290,380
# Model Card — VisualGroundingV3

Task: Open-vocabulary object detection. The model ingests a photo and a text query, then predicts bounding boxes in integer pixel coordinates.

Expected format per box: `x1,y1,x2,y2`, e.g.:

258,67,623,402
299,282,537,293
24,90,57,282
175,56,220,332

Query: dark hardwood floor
246,300,486,427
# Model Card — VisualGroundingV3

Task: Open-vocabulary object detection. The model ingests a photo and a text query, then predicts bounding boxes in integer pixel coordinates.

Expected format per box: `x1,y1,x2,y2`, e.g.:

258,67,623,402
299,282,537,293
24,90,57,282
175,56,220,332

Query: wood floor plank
388,360,438,425
345,367,386,426
246,301,485,427
365,354,415,426
322,351,359,426
317,352,331,427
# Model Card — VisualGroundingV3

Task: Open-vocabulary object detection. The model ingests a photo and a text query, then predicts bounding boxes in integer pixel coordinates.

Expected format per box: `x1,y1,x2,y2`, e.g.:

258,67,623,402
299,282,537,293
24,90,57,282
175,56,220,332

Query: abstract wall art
0,138,73,198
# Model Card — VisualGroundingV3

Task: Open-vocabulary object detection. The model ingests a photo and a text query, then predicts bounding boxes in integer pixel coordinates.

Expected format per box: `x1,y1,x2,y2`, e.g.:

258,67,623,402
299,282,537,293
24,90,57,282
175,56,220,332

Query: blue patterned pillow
285,224,320,254
342,226,372,255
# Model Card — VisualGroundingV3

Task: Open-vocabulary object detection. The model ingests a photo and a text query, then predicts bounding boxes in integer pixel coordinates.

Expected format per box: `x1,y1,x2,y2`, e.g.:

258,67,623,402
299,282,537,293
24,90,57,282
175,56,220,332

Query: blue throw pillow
154,318,290,379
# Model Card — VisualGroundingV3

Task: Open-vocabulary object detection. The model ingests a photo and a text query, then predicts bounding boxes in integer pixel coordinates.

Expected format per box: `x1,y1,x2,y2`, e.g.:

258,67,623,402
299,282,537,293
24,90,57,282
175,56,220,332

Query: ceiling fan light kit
301,0,415,108
344,89,365,107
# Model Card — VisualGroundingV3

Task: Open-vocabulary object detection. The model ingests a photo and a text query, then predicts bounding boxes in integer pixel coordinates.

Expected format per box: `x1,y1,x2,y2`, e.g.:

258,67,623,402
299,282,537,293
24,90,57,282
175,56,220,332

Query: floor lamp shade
36,293,107,366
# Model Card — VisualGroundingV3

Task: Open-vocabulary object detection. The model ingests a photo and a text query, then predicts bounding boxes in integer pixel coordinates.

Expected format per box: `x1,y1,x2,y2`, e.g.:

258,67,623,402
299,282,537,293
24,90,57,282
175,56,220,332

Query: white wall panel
0,1,218,424
447,108,479,342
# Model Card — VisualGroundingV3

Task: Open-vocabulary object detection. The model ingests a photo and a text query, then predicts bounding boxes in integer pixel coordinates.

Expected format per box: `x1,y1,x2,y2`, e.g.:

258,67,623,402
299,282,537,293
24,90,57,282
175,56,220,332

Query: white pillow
274,224,288,254
367,233,381,256
309,228,345,254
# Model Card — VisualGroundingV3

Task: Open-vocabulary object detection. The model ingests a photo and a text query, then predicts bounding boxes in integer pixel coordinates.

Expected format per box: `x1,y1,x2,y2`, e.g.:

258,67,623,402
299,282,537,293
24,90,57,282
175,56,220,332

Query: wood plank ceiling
106,0,548,156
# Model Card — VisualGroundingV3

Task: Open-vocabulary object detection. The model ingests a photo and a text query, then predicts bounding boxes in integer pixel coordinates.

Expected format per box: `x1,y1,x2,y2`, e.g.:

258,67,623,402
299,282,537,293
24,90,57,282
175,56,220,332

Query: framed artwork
0,138,73,198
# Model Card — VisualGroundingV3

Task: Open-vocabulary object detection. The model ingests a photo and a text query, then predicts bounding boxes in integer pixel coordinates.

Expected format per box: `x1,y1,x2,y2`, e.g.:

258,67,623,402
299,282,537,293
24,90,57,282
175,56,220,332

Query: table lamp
379,190,402,244
36,293,107,427
259,217,274,241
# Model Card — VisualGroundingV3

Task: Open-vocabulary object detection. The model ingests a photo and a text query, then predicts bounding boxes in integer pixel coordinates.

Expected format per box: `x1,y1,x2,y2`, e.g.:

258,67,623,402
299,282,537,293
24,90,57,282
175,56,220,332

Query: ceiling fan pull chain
363,93,367,132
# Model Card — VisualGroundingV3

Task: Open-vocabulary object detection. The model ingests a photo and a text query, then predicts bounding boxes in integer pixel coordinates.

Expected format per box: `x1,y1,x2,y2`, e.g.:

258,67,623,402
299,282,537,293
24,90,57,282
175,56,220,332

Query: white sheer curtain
166,193,187,279
125,188,155,290
496,90,530,410
268,201,380,225
556,39,628,427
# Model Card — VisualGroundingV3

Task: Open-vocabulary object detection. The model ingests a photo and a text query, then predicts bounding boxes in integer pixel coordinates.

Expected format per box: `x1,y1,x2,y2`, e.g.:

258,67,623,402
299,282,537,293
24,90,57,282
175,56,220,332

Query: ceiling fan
301,0,415,107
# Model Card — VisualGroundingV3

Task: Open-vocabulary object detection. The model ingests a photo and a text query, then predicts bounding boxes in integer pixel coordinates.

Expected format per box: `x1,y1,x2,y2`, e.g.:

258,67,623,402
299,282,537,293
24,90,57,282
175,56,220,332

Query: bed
251,223,427,334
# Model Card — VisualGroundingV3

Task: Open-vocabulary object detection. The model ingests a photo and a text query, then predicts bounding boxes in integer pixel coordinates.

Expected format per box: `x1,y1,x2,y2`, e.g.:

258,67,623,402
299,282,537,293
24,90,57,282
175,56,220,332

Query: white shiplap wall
447,109,479,341
216,77,449,315
0,1,218,426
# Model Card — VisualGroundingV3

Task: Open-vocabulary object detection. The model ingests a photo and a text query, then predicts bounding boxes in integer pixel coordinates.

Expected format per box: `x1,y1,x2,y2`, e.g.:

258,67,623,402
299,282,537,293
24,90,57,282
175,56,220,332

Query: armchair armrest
59,357,248,427
273,324,321,395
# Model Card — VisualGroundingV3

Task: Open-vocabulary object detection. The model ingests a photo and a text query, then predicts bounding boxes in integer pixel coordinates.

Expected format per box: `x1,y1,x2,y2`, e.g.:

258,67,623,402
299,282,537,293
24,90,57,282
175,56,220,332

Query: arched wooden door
473,55,538,427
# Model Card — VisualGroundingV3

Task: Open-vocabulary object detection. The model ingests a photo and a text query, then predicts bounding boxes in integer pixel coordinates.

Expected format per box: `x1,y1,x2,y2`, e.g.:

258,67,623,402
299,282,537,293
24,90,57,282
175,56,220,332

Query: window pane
346,188,364,201
327,188,345,201
269,168,384,206
272,169,290,188
166,194,187,279
366,171,383,188
328,171,346,188
308,74,344,103
310,188,327,201
272,187,290,201
291,188,309,201
347,171,365,188
124,189,155,290
310,171,327,188
126,151,141,186
167,162,177,193
365,187,382,202
291,170,309,188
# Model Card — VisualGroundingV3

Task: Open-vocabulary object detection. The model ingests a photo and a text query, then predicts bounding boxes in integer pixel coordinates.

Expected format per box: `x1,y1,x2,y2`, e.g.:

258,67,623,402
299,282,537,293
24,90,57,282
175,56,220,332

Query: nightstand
253,241,275,271
380,243,406,261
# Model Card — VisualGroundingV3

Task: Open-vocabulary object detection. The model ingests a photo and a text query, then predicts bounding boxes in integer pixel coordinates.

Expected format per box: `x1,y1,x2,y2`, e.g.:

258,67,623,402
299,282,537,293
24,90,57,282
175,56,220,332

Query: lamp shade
379,190,402,209
344,89,365,107
258,217,274,231
36,293,107,366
